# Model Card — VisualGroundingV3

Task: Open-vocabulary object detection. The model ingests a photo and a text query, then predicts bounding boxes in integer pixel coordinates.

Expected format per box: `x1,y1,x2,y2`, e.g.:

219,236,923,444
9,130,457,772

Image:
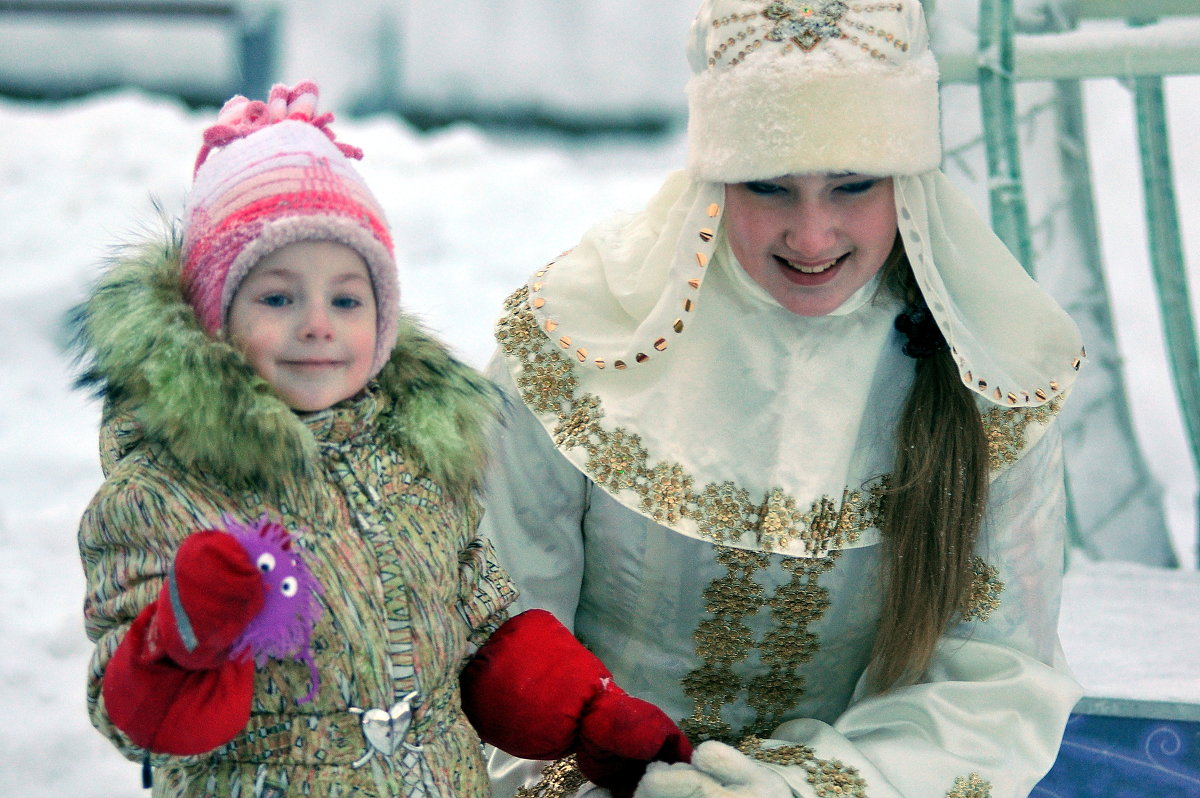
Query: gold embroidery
497,288,543,356
681,548,838,744
947,772,992,798
516,353,576,414
960,557,1004,622
694,482,758,544
682,547,770,743
982,395,1064,471
514,756,588,798
802,487,883,553
496,287,883,555
587,426,648,494
747,553,838,736
759,488,805,549
552,394,602,450
644,462,694,524
738,736,868,798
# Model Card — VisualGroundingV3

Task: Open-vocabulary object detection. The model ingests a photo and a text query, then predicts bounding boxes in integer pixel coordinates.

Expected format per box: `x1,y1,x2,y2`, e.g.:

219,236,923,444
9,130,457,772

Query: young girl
74,82,516,796
478,2,1084,797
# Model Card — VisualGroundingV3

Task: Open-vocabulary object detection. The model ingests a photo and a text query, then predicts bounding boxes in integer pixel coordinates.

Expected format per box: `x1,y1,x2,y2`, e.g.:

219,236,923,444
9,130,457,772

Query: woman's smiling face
723,173,898,316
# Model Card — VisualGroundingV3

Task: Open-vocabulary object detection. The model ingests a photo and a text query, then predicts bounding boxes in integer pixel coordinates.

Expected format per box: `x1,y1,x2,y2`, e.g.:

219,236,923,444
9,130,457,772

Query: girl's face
226,240,377,412
724,173,898,316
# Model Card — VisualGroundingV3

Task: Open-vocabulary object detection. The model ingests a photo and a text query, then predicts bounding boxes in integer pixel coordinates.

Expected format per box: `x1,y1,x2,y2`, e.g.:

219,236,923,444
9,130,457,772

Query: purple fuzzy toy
225,515,325,703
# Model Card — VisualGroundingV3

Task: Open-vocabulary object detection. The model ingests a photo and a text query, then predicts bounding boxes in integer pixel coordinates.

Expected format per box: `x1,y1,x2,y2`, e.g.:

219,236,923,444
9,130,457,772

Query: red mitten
148,530,265,668
102,530,265,755
461,608,611,759
576,687,693,798
460,609,692,798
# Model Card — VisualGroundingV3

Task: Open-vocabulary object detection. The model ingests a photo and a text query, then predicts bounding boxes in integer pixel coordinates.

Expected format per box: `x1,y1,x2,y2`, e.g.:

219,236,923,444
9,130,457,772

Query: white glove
633,741,791,798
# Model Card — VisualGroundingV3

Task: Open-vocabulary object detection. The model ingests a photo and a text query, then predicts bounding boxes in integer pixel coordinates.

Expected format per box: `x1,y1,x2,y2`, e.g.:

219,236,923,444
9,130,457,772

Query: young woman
478,2,1085,796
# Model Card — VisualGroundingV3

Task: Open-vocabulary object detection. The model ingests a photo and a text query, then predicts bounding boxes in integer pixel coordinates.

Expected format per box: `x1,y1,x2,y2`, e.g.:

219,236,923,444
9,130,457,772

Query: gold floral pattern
644,462,695,524
947,772,992,798
960,557,1004,622
552,394,602,450
802,487,885,552
587,426,648,493
682,547,770,743
496,286,884,556
747,553,838,736
758,488,806,549
694,482,758,544
681,547,838,744
738,736,868,798
514,756,588,798
516,353,577,414
982,395,1064,471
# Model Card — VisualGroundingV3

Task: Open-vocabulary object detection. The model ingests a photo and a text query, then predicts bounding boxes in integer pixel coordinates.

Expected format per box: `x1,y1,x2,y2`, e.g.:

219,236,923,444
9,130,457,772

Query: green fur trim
70,231,499,496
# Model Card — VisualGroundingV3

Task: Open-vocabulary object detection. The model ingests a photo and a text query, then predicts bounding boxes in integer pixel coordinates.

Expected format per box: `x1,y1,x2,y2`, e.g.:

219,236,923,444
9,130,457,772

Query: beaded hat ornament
181,81,399,378
686,0,941,181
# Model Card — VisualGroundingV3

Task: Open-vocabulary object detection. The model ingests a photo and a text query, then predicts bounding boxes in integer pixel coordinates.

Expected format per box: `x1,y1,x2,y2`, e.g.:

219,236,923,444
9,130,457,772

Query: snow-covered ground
1,78,1198,798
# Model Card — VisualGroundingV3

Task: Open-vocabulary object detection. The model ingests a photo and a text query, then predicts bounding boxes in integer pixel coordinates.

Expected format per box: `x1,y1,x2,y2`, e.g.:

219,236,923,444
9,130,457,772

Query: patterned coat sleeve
77,466,215,762
457,494,520,651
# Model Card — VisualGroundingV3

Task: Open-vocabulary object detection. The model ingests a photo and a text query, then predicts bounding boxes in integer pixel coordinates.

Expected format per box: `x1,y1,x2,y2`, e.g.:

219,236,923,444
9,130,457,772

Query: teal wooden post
1054,77,1175,564
976,0,1035,276
1132,74,1200,563
977,0,1082,546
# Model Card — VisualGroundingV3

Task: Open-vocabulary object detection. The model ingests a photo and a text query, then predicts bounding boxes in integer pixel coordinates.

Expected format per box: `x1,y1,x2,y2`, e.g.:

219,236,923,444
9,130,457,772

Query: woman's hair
869,242,991,692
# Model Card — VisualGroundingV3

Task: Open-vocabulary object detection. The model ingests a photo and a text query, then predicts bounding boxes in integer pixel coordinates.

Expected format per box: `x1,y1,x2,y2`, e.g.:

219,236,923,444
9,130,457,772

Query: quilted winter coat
73,235,516,797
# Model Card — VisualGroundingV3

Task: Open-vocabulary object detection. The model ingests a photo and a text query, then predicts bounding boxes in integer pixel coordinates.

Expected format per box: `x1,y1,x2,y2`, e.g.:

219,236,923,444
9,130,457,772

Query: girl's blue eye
332,296,363,310
259,293,290,307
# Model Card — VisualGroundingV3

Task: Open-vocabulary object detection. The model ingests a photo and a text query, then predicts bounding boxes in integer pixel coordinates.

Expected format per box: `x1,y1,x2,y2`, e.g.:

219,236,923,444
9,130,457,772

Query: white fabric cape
495,169,1084,558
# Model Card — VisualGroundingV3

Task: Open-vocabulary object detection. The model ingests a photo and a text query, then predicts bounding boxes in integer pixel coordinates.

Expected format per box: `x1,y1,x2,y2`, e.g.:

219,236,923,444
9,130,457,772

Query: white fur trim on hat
685,0,942,182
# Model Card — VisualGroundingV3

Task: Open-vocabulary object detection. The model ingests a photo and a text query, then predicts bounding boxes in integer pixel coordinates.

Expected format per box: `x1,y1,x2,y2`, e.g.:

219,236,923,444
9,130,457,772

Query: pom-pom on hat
181,81,398,378
685,0,941,182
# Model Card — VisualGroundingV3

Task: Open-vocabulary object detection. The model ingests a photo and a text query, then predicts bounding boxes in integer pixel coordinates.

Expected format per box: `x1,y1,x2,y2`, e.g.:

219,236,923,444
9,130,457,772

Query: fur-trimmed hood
69,232,500,497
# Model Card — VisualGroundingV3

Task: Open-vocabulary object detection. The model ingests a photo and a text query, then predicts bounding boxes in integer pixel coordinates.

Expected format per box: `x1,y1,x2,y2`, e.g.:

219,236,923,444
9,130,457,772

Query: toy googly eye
257,552,276,573
280,576,298,597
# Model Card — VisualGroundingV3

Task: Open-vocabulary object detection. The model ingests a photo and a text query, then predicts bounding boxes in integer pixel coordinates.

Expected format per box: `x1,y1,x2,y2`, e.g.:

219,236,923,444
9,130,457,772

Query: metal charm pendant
349,691,420,768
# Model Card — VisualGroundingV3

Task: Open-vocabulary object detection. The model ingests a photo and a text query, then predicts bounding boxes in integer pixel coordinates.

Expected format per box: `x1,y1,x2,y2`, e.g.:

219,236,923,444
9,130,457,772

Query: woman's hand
634,741,791,798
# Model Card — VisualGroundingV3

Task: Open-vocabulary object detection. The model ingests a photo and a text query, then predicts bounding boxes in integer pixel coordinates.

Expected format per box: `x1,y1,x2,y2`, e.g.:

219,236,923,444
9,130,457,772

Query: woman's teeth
783,257,839,274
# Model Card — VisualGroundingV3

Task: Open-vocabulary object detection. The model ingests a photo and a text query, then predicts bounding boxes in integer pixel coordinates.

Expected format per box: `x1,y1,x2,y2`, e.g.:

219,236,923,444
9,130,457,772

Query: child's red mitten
148,530,266,668
102,530,265,755
460,609,692,798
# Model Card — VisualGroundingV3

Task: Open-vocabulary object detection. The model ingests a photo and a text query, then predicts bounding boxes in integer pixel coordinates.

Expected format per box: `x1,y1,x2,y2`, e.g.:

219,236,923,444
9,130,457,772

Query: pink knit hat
181,81,398,378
